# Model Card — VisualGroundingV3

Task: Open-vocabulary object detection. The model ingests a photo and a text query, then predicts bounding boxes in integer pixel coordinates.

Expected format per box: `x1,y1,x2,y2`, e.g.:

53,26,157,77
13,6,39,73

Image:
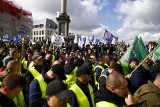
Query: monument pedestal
56,13,70,37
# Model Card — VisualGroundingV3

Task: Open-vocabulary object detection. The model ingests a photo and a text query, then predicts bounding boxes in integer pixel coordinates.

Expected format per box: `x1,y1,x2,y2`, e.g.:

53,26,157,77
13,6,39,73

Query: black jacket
0,92,16,107
95,87,124,107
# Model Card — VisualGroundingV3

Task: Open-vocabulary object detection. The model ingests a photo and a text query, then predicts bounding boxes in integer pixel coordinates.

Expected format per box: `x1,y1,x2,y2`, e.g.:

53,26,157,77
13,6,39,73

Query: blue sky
12,0,160,44
99,0,122,31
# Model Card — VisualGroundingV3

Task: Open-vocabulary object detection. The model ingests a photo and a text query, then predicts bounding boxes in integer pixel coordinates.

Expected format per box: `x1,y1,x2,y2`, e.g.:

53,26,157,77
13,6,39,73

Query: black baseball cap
76,65,94,77
51,64,67,80
32,55,42,60
46,80,72,99
129,58,139,63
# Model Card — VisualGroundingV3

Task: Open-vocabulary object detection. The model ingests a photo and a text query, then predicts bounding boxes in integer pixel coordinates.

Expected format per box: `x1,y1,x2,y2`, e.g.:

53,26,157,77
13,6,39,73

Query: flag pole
19,7,25,70
129,51,153,75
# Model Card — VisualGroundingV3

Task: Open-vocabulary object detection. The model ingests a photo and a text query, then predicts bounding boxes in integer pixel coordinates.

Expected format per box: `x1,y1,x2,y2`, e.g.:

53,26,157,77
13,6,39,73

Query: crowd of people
0,40,160,107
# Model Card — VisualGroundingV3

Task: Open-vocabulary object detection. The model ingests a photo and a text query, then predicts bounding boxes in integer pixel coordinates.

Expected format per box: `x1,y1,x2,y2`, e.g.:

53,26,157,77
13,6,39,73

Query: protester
0,74,26,107
149,60,160,81
45,80,72,107
95,72,137,107
29,63,66,107
127,58,151,94
70,65,94,107
134,73,160,107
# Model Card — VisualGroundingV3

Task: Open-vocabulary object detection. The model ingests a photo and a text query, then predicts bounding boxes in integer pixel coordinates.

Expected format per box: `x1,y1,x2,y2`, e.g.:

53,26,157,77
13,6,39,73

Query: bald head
106,72,128,98
6,60,20,74
154,73,160,89
106,72,127,88
52,60,61,66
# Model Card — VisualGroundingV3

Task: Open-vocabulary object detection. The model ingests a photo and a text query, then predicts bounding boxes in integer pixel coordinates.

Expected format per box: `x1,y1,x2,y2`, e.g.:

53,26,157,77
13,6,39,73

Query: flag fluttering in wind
14,34,22,42
103,29,118,45
151,45,160,62
2,34,10,41
90,35,94,43
74,35,78,44
120,36,148,75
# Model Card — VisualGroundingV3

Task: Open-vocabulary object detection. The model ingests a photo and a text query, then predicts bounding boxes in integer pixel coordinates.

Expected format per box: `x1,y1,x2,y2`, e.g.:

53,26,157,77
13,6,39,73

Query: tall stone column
61,0,67,14
57,0,70,37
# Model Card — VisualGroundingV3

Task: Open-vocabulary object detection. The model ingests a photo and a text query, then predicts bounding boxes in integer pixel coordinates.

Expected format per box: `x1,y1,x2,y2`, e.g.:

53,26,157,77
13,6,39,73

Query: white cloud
116,0,160,43
11,0,109,36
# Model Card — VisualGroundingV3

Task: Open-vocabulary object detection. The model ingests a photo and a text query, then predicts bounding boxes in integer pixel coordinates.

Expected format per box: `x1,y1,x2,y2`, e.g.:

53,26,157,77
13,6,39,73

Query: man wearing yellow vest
95,72,137,107
45,80,72,107
0,74,26,107
25,54,43,105
94,55,108,82
0,60,27,107
70,65,94,107
29,63,67,107
98,63,124,89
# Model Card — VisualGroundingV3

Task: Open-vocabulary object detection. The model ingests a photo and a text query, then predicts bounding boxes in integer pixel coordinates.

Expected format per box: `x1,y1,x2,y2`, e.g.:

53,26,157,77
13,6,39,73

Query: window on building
42,30,44,35
42,37,44,41
37,31,38,35
39,31,41,35
47,30,49,35
50,31,52,35
34,31,36,35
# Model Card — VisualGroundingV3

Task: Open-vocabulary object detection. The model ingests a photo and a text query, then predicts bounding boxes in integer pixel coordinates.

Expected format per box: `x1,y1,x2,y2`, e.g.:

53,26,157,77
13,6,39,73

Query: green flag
120,36,149,75
120,36,139,75
151,45,160,62
138,36,149,59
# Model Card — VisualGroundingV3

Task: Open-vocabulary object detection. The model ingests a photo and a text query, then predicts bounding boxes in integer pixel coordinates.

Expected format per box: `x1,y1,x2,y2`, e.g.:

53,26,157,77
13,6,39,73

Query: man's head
27,50,33,61
59,52,66,63
106,72,128,98
6,60,21,74
46,64,66,80
9,48,19,59
46,80,72,107
32,55,43,66
129,58,139,69
45,51,53,61
98,55,105,65
76,65,94,84
108,63,124,75
154,73,160,89
0,74,26,99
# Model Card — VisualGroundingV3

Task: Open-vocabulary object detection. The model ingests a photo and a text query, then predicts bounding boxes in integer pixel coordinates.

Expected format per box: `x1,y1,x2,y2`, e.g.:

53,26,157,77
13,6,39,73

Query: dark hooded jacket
95,87,138,107
95,86,124,107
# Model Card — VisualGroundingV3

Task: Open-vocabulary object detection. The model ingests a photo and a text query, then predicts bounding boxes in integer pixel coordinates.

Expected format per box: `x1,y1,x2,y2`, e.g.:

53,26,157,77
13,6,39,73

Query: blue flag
91,35,94,43
26,35,31,39
14,34,21,42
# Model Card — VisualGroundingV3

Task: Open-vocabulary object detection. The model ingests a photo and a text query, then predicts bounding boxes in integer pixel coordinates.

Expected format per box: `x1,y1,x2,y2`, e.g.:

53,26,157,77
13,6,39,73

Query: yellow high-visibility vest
96,101,118,107
70,83,94,107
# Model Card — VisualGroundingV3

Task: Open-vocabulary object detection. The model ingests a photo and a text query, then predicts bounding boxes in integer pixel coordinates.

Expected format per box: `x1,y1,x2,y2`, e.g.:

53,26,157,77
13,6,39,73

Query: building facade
0,0,32,37
32,18,57,41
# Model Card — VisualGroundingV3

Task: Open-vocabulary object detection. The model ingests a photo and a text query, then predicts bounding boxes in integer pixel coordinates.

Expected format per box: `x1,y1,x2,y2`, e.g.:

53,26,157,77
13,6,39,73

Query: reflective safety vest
13,91,27,107
2,55,10,65
23,61,28,70
35,74,47,98
70,83,94,107
94,65,105,84
28,61,34,69
28,67,40,79
65,66,78,89
21,58,26,63
94,65,104,71
52,54,55,62
21,61,29,76
104,63,109,68
97,74,108,90
96,101,118,107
